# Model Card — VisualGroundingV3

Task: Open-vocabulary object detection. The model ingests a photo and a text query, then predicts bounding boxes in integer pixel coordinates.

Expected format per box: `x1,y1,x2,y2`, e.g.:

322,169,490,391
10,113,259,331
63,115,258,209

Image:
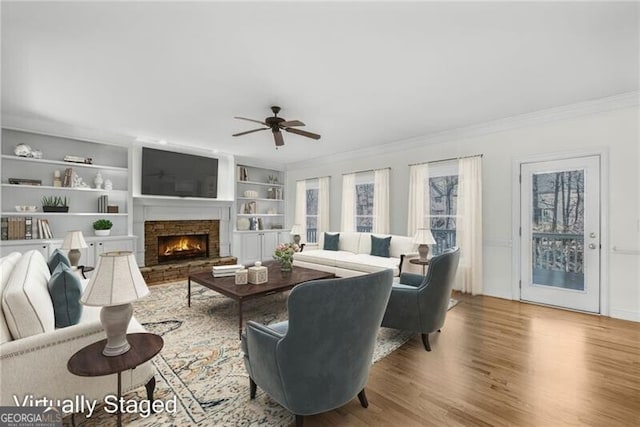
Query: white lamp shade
290,224,303,235
414,228,436,245
60,231,88,250
81,251,149,307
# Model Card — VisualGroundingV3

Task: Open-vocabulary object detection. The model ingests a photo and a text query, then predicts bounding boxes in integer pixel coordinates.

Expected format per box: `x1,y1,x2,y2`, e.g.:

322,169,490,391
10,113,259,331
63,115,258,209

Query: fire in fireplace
158,234,209,263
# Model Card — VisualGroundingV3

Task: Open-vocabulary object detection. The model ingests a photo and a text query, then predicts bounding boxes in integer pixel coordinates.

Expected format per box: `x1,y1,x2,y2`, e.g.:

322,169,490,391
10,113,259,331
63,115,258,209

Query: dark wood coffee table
188,261,334,338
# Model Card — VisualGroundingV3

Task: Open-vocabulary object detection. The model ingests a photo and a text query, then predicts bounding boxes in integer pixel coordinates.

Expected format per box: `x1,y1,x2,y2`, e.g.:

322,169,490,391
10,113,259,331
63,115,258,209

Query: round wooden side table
409,258,430,276
67,332,163,427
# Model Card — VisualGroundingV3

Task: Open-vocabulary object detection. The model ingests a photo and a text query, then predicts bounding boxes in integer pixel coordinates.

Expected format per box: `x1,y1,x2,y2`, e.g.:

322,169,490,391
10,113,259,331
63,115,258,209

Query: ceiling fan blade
274,130,284,147
284,127,321,140
232,128,269,137
279,120,305,127
234,116,268,126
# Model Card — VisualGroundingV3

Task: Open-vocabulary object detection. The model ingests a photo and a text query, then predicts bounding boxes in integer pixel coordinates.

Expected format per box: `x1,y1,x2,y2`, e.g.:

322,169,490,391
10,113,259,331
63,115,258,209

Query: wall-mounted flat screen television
141,147,218,198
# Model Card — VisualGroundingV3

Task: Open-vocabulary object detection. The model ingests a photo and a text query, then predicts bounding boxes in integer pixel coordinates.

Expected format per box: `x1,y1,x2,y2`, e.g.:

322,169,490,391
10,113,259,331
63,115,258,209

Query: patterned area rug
69,281,416,426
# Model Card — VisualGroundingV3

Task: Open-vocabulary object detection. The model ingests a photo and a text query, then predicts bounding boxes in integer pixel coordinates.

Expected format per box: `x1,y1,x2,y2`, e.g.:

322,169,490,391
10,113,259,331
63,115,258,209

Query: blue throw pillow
48,263,83,328
370,235,391,258
48,249,71,273
323,233,340,251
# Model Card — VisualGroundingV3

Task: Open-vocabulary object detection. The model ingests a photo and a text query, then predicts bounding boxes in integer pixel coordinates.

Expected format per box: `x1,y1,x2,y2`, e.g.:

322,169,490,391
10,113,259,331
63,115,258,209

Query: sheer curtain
294,180,306,240
455,156,483,295
318,177,330,236
407,163,430,236
373,168,390,234
341,173,356,231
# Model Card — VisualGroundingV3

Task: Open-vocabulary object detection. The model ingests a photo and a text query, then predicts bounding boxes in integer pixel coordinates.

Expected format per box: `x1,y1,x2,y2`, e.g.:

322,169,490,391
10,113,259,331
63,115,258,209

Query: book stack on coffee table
212,264,244,278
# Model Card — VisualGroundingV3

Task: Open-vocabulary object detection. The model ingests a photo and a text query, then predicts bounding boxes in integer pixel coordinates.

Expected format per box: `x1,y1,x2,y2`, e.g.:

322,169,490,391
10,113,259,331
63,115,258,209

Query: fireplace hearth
158,234,208,263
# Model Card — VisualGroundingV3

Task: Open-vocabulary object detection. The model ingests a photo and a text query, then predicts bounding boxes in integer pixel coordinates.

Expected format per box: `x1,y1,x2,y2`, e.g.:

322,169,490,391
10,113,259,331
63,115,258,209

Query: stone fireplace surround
144,220,219,267
133,200,236,284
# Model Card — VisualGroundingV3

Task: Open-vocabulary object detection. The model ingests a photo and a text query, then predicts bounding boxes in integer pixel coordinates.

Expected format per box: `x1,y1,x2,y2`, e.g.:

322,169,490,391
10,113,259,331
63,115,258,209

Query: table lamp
80,251,149,356
290,224,303,245
414,228,436,261
60,230,88,267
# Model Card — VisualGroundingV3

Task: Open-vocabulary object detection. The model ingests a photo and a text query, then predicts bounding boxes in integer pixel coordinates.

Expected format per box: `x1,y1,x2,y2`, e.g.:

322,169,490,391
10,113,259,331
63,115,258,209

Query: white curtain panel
341,173,356,232
295,180,307,241
318,176,330,236
373,168,390,234
407,163,430,236
455,156,483,295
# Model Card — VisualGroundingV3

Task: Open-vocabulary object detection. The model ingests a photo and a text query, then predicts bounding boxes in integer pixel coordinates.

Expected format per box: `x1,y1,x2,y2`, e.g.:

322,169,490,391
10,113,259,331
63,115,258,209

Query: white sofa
0,250,155,412
293,232,421,277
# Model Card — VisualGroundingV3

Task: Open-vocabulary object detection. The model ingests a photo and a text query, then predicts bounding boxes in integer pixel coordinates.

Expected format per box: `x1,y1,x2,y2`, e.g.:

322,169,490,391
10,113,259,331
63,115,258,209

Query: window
306,185,319,243
425,163,458,255
355,182,374,232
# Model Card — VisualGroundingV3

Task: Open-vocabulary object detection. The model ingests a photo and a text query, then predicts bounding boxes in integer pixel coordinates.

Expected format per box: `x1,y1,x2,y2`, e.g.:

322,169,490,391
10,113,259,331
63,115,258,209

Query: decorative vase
94,172,103,189
279,259,292,272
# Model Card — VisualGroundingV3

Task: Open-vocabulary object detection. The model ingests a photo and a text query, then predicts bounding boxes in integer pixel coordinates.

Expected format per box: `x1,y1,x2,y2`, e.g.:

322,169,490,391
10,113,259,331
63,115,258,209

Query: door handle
588,243,597,249
589,232,597,238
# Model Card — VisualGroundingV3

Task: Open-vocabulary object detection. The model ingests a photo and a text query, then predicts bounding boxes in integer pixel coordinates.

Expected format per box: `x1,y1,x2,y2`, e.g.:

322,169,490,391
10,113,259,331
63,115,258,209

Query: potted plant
93,219,113,236
41,196,69,212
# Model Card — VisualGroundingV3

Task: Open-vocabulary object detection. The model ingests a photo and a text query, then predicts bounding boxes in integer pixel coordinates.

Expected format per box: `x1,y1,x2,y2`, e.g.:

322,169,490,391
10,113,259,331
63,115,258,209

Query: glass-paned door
520,156,600,313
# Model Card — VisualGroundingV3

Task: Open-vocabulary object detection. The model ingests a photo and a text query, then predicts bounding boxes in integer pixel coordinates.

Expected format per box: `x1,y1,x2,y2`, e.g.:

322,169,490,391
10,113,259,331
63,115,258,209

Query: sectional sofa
293,231,421,277
0,250,155,412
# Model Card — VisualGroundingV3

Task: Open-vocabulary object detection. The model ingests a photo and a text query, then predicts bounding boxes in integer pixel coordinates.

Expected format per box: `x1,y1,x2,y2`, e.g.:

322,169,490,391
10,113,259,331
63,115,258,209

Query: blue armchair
241,269,394,426
382,247,460,351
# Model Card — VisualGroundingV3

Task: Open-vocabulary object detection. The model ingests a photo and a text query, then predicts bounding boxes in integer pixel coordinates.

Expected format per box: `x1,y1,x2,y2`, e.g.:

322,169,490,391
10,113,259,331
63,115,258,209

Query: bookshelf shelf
1,183,128,194
1,155,128,172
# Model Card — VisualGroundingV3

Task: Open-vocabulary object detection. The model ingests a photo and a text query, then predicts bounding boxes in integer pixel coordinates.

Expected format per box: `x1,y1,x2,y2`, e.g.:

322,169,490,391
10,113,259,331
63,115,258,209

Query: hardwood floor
306,293,640,426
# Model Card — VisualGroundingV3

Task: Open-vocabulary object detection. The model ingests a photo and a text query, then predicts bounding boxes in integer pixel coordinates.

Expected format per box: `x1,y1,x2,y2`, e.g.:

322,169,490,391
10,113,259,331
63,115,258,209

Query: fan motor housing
265,116,285,129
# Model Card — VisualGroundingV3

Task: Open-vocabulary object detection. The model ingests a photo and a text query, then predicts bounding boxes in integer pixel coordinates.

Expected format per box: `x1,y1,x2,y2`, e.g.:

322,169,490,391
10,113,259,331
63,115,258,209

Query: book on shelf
8,178,42,186
98,194,109,213
237,166,249,181
36,219,53,239
62,168,73,187
4,217,29,240
1,217,8,240
24,217,32,239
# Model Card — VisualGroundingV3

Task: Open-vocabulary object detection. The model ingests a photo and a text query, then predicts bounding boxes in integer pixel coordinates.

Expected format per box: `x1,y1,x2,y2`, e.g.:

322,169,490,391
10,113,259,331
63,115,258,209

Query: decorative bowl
237,217,250,231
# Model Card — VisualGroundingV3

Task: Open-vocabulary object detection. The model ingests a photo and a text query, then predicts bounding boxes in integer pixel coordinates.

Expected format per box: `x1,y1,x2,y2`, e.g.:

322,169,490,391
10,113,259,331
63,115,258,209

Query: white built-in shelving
1,128,133,247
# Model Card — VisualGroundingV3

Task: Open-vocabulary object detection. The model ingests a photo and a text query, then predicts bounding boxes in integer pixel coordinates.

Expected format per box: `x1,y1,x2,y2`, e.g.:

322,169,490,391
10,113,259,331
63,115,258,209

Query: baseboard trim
609,309,640,322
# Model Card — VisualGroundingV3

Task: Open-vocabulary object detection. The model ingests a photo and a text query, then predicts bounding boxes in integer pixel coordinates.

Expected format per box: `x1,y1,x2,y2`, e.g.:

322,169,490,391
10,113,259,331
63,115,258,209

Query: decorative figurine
94,172,103,189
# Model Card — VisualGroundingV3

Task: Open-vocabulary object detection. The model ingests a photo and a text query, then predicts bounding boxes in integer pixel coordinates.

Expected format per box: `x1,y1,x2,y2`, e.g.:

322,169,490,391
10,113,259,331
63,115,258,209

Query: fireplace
158,234,208,263
144,220,220,267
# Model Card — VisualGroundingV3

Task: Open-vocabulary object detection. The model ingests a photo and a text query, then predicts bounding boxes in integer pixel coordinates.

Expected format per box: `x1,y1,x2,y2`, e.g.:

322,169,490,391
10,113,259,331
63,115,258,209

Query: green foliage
93,219,113,230
41,195,68,207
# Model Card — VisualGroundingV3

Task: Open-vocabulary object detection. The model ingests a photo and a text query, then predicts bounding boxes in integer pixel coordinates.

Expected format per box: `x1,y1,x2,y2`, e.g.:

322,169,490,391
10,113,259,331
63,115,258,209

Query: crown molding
1,114,136,147
1,114,238,159
285,91,639,171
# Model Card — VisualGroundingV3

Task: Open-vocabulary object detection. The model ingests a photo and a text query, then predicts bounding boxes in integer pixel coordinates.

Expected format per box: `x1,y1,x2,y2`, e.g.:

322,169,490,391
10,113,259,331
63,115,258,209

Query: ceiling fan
233,106,321,147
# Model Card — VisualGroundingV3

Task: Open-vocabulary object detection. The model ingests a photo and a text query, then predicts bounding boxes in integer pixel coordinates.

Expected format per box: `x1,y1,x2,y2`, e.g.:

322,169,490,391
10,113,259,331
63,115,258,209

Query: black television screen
141,147,218,198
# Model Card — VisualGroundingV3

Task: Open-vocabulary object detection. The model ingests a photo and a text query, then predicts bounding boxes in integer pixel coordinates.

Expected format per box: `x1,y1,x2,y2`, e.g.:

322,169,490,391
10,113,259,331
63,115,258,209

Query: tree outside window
426,175,458,255
355,183,374,232
306,188,319,243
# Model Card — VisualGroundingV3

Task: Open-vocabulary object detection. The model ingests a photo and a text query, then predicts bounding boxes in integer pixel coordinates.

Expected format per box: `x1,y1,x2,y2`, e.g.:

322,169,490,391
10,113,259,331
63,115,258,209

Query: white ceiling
2,1,638,164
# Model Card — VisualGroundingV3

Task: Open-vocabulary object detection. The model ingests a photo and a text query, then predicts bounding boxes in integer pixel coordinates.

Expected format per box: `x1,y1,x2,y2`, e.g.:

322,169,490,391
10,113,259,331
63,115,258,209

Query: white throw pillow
2,250,54,339
0,252,22,343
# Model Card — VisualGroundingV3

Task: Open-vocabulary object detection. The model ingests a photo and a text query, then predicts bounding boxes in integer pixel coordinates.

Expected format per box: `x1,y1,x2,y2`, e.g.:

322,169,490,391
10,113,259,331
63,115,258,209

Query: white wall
285,104,640,321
